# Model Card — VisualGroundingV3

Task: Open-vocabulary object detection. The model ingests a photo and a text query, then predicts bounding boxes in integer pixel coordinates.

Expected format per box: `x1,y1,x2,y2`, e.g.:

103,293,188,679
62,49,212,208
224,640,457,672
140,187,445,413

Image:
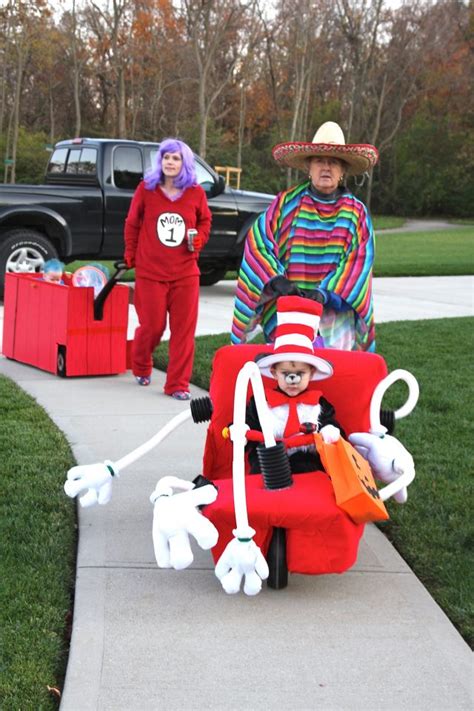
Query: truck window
48,148,68,173
65,147,98,175
113,146,143,190
65,149,82,173
79,148,97,174
146,148,157,171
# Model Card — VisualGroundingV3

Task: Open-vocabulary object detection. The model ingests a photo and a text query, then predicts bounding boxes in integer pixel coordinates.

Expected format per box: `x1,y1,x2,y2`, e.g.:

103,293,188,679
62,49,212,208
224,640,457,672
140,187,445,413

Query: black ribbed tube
380,408,395,435
190,396,213,423
257,442,293,490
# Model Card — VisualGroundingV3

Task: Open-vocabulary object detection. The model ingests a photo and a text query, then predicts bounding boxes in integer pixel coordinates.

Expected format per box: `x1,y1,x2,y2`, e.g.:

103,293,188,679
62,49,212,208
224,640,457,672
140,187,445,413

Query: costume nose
285,373,301,384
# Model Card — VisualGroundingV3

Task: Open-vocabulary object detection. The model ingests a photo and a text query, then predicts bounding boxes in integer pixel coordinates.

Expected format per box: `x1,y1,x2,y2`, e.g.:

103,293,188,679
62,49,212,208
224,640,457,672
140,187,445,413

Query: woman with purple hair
124,138,212,400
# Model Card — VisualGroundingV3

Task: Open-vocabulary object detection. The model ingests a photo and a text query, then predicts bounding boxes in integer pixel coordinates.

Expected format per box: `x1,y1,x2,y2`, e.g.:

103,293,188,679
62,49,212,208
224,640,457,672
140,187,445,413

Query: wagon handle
93,260,130,321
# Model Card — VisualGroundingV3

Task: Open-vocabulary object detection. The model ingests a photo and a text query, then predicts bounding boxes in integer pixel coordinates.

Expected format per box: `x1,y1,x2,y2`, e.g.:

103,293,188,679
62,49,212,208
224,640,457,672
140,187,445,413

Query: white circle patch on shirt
156,212,186,247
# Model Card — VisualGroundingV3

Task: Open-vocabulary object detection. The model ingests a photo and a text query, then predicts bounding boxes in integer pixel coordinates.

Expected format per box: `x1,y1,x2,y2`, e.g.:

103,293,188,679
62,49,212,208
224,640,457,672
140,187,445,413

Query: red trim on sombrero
276,323,314,341
272,142,378,160
276,296,323,317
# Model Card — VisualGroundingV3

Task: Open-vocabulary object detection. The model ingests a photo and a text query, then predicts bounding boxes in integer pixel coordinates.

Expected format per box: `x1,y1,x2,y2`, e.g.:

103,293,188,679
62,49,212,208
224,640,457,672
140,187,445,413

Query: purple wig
144,138,197,191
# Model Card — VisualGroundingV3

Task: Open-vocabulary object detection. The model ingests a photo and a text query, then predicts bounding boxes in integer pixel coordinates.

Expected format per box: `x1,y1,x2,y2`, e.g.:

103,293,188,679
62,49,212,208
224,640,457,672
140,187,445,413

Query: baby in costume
245,296,344,474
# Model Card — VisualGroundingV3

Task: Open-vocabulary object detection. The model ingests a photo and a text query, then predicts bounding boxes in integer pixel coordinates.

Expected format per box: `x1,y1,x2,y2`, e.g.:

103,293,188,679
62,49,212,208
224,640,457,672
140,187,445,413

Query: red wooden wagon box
2,272,129,377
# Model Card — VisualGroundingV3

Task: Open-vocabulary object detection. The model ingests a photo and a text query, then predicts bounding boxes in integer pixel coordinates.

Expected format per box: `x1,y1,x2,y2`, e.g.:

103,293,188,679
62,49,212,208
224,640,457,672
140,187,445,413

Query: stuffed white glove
150,476,219,570
64,460,118,507
215,527,269,596
348,432,415,503
320,424,341,444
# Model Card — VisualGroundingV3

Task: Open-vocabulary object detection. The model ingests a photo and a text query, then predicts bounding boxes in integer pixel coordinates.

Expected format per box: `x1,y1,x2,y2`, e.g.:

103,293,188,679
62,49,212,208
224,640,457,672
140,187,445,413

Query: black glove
303,287,327,305
265,275,303,298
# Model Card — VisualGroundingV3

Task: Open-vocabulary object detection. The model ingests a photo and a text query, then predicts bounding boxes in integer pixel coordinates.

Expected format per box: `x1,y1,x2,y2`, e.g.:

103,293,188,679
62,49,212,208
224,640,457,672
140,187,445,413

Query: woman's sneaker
136,376,151,386
170,390,191,401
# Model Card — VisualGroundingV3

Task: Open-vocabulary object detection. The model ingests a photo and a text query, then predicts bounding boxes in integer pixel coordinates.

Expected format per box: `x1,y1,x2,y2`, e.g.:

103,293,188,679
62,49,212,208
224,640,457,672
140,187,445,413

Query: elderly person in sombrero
231,121,379,352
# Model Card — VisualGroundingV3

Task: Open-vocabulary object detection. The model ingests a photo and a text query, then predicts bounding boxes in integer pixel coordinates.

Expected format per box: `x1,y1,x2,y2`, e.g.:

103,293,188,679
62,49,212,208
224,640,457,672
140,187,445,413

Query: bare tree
2,0,51,182
70,0,84,136
182,0,256,158
85,0,133,137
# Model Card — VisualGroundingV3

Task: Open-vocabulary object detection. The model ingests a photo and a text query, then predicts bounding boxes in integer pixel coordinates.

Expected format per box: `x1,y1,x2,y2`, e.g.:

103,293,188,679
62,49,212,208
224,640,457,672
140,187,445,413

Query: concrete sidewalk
1,276,472,710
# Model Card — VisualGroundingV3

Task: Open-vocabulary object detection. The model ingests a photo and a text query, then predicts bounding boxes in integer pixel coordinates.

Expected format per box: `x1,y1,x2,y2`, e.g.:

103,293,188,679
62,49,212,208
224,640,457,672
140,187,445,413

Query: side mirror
209,175,226,198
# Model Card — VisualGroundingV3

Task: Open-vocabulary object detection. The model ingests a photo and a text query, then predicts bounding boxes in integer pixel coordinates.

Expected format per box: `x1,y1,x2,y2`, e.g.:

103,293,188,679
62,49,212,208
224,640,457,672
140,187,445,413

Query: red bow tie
265,387,322,437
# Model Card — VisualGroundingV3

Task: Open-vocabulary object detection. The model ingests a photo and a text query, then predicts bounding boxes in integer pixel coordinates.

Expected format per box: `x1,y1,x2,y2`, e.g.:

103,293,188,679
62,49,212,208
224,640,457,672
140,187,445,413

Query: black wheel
0,229,58,297
199,266,227,286
57,345,67,377
266,527,288,590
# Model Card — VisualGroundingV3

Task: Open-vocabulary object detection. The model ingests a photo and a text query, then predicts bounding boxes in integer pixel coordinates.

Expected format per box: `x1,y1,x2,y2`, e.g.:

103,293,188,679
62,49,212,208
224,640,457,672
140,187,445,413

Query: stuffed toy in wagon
64,296,419,595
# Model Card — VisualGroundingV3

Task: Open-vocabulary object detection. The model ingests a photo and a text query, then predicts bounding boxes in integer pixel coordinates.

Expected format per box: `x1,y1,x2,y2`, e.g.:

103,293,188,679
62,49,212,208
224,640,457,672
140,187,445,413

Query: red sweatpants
132,275,199,393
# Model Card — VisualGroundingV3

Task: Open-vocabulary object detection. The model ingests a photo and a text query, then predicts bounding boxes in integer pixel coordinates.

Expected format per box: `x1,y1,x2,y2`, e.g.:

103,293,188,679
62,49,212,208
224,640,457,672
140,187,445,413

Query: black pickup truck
0,138,274,295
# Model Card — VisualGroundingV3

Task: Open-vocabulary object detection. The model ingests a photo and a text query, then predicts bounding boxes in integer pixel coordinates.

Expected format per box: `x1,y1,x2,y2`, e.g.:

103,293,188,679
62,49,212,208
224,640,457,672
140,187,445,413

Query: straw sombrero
272,121,378,176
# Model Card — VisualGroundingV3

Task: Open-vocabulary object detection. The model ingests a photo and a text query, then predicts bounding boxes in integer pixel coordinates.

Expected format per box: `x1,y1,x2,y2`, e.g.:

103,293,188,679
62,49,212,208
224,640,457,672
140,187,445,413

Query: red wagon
2,268,130,377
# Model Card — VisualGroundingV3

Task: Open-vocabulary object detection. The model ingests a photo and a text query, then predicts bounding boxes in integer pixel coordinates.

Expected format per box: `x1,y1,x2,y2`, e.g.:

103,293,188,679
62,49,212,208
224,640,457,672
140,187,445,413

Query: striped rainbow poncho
231,181,375,351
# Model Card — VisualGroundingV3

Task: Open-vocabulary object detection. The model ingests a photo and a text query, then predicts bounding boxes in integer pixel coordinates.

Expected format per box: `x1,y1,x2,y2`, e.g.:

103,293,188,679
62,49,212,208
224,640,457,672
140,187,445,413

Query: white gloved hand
150,476,219,570
320,424,341,444
348,432,415,503
64,460,118,507
215,527,269,596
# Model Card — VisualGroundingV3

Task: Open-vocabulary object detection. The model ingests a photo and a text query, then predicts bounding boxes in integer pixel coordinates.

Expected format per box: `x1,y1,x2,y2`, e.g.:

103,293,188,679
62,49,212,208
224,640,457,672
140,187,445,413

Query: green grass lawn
372,215,405,230
2,318,473,706
0,377,76,709
375,227,474,277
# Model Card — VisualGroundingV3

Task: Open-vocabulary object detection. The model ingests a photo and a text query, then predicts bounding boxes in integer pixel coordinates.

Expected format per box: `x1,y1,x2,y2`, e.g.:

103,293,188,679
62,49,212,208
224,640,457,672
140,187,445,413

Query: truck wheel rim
6,247,45,274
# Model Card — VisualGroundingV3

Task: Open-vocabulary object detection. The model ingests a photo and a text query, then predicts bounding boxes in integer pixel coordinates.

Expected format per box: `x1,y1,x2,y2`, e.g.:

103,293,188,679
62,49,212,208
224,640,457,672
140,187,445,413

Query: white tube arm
230,361,276,536
378,466,416,502
114,409,192,471
370,369,420,434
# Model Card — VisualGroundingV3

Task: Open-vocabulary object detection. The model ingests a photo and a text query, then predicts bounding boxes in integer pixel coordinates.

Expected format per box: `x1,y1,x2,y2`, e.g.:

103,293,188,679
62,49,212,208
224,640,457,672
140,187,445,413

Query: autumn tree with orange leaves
0,0,471,215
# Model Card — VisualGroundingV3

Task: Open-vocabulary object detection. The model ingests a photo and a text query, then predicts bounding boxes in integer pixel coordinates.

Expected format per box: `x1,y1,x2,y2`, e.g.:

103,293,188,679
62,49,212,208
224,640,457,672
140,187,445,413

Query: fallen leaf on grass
47,685,61,699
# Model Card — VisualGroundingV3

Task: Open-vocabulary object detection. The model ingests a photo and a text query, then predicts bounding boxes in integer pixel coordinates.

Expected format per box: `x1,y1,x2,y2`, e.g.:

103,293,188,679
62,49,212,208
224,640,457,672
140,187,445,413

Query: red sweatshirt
124,182,212,281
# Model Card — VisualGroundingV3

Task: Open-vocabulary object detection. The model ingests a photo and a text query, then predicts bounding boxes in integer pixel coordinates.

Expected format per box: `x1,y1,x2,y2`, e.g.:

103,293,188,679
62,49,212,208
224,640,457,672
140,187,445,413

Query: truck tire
199,266,227,287
0,229,58,297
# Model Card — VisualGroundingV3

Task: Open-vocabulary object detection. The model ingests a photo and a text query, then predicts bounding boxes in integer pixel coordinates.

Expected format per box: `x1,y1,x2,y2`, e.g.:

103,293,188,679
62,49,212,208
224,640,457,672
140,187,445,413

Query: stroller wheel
57,346,67,378
267,527,288,590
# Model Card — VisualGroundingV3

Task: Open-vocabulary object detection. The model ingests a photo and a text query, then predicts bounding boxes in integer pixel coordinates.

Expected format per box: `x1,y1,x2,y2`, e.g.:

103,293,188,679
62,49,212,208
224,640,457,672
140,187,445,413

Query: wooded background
0,0,472,215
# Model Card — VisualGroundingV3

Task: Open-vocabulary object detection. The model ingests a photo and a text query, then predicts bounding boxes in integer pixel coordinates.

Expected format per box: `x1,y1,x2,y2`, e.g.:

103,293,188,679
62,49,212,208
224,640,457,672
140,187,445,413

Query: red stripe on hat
276,296,323,317
273,344,313,357
275,322,314,341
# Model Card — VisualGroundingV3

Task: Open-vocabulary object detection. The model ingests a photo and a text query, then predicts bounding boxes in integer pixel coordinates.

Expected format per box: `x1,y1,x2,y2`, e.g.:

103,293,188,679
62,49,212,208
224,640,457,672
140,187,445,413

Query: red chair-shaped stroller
63,334,418,595
200,344,415,589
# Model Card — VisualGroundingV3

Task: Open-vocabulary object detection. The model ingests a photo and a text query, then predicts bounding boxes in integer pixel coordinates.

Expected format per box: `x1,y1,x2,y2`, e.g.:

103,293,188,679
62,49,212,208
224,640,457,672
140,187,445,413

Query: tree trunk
118,68,127,138
10,42,25,184
49,86,55,145
198,68,207,157
236,84,246,169
72,0,81,137
3,103,13,183
0,0,14,136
